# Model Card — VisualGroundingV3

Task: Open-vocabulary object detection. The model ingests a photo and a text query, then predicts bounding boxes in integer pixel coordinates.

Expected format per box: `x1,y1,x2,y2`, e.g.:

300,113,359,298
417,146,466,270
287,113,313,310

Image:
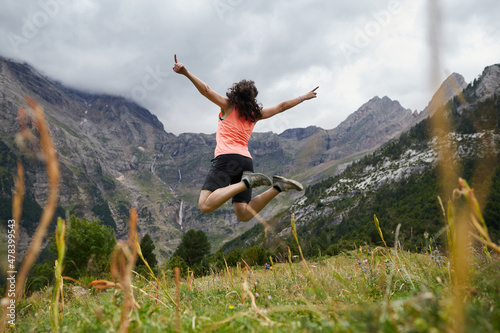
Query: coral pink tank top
214,108,255,158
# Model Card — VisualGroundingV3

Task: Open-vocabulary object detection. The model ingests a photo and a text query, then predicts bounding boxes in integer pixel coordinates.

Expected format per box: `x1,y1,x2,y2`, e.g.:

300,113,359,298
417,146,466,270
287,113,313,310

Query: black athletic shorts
202,154,254,203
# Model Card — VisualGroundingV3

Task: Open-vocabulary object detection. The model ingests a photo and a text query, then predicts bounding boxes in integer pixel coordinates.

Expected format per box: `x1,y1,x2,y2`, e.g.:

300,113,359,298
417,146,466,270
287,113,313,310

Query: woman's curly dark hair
226,80,263,122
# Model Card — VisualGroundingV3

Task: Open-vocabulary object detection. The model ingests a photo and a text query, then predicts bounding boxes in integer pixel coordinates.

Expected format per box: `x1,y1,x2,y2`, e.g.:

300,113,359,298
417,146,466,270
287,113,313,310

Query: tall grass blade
223,256,235,289
291,214,313,277
174,267,181,332
287,247,295,280
242,280,271,323
446,199,455,253
51,218,66,331
135,237,177,309
108,208,140,333
374,214,388,248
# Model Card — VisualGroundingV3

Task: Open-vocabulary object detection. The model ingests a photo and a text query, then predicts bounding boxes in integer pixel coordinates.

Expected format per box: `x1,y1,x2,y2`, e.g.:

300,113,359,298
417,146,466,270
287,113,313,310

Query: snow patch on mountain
293,131,499,224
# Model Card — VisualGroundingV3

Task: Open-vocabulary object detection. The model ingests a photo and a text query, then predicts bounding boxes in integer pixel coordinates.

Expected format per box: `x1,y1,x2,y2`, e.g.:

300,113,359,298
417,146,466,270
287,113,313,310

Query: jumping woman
173,54,318,222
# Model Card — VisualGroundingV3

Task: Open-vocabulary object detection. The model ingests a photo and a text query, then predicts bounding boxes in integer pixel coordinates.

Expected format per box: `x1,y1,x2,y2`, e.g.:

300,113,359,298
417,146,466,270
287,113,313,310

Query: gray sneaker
241,171,272,188
273,176,303,192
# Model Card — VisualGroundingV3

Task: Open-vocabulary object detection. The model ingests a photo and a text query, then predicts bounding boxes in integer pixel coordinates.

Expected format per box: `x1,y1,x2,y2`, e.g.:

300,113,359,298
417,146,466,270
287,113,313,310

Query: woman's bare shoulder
220,104,235,118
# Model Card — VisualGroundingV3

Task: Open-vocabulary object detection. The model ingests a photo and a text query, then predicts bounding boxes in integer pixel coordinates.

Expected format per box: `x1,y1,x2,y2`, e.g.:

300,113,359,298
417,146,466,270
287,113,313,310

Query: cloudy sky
1,0,499,135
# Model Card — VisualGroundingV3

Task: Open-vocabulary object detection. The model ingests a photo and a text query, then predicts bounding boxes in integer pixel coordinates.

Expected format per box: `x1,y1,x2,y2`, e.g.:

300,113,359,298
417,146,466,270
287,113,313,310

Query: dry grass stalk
244,205,280,249
174,267,181,332
1,97,60,333
291,213,313,278
240,259,257,286
372,215,405,280
449,199,470,333
88,209,141,331
426,2,467,331
242,280,271,323
470,234,500,254
112,207,140,333
244,205,270,231
135,239,177,309
133,283,169,308
187,270,194,292
456,178,500,255
426,0,496,316
269,255,277,280
457,178,492,240
245,205,298,268
12,162,24,247
88,280,123,290
223,256,235,289
427,0,496,314
16,97,61,299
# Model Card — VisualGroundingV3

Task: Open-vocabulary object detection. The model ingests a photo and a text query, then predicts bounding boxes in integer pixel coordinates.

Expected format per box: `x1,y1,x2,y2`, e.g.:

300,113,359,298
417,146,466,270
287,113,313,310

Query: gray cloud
1,0,499,134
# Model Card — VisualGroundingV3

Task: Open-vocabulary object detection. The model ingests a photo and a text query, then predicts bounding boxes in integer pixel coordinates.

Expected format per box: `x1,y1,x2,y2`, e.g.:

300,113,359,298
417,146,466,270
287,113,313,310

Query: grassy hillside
10,244,500,332
6,178,500,332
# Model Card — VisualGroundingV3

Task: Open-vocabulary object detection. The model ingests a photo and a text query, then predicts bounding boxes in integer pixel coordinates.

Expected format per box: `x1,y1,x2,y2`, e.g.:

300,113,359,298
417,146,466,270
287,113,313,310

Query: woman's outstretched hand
172,54,188,75
302,86,319,101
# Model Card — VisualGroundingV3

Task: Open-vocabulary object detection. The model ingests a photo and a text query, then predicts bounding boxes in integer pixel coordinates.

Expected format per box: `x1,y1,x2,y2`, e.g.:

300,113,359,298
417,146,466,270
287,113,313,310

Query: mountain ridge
221,64,500,254
0,56,480,260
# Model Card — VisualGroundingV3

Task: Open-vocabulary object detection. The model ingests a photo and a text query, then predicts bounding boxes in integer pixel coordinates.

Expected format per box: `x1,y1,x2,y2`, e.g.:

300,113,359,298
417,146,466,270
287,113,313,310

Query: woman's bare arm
173,54,230,110
260,86,319,120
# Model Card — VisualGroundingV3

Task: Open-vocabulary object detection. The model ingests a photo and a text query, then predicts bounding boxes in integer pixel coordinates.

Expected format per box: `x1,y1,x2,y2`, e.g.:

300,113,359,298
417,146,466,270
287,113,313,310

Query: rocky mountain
221,63,500,254
0,59,181,255
251,95,420,185
0,57,475,261
421,72,468,118
471,64,500,101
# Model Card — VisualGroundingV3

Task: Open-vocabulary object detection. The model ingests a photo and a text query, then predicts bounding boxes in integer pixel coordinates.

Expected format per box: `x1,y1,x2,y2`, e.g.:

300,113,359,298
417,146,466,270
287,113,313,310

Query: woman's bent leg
198,182,248,214
233,188,280,222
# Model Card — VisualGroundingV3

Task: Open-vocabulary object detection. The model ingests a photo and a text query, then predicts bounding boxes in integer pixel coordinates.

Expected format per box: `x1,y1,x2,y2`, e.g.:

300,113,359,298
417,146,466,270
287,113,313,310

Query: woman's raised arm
260,86,319,120
173,54,230,110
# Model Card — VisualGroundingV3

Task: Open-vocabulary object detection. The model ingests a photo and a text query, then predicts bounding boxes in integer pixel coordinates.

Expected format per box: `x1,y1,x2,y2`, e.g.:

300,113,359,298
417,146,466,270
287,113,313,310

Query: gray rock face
329,96,415,152
421,72,468,118
474,64,500,100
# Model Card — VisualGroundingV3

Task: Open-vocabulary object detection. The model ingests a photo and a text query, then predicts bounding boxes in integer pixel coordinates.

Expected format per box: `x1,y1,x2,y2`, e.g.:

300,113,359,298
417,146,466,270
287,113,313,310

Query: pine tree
172,229,211,268
137,234,158,269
